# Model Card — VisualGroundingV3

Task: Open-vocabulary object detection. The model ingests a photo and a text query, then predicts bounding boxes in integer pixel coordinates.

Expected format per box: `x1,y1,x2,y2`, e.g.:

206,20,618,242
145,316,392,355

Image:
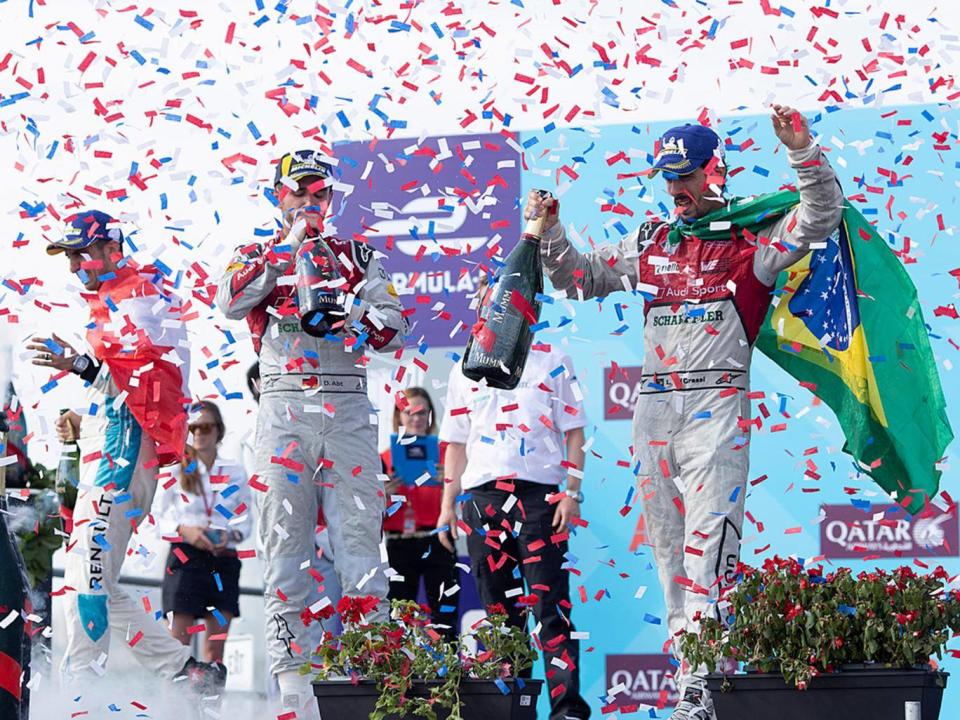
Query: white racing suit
540,142,842,670
61,370,192,678
216,235,408,683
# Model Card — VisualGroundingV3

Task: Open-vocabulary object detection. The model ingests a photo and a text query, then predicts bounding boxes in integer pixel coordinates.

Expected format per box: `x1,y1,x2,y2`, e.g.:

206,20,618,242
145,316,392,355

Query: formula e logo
364,197,490,256
700,258,731,274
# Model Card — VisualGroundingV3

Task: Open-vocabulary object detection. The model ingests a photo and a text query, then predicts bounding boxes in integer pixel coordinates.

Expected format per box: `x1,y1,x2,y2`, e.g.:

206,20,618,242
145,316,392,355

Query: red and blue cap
46,210,123,256
650,124,724,179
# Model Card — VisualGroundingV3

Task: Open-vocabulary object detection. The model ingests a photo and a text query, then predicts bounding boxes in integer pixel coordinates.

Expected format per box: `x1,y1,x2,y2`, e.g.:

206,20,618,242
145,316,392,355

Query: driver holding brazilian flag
524,105,844,720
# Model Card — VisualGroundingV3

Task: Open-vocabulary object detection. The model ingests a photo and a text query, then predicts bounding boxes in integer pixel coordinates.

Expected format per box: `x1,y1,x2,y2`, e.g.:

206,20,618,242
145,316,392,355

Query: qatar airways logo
820,504,958,559
603,365,646,421
605,654,680,708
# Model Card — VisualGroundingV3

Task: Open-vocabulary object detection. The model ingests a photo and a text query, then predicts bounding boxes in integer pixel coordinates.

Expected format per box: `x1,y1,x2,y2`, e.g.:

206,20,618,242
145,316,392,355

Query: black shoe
175,657,228,696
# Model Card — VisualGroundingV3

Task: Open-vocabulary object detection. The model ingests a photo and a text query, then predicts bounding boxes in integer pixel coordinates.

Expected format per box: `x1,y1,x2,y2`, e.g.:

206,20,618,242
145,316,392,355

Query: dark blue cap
650,124,724,178
274,149,334,189
47,210,123,255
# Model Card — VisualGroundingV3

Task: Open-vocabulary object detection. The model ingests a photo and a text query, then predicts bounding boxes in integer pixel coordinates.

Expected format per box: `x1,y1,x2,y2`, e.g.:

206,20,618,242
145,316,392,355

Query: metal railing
51,567,265,596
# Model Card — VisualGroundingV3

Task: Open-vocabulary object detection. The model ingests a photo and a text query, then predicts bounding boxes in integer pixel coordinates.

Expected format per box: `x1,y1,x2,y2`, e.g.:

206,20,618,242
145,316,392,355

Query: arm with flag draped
756,202,953,513
84,265,191,466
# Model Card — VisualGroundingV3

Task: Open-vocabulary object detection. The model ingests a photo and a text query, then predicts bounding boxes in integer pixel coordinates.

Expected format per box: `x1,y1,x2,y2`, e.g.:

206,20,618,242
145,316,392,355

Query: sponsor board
603,365,645,420
605,654,680,709
819,504,958,559
333,133,521,347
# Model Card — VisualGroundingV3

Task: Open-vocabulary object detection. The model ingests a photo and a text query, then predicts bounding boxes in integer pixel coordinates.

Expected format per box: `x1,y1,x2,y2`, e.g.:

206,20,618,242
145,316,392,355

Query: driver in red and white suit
216,149,408,717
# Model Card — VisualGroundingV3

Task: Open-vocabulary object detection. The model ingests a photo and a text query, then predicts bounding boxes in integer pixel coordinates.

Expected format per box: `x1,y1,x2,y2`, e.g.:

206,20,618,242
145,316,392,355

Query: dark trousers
386,534,460,643
463,480,591,720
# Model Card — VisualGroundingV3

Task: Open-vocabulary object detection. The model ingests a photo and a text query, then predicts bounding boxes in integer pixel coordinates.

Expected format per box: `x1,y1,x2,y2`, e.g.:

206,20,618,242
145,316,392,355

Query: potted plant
306,598,542,720
679,556,960,720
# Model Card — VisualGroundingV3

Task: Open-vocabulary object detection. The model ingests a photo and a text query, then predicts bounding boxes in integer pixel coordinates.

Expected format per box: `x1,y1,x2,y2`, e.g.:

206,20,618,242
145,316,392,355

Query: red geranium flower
338,595,381,625
486,603,508,616
301,601,337,627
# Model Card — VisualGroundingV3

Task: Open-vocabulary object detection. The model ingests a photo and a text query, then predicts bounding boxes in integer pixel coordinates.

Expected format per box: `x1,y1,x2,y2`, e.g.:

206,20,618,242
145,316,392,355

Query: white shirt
151,456,253,547
439,346,587,490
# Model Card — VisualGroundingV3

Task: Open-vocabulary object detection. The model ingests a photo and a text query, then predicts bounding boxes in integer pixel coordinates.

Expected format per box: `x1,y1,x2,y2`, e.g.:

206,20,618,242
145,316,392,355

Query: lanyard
197,462,219,520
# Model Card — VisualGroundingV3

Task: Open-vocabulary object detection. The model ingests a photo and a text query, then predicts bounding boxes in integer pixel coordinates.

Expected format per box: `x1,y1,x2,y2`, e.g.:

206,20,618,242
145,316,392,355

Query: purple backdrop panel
331,133,522,348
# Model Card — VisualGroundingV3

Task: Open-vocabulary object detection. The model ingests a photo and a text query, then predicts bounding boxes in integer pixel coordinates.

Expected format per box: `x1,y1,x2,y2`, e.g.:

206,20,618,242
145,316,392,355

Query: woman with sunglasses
152,401,251,663
382,387,459,642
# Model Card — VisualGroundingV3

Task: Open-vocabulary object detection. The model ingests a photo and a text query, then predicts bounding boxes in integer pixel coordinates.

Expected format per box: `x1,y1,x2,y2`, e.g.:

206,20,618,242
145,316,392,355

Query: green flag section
671,192,953,514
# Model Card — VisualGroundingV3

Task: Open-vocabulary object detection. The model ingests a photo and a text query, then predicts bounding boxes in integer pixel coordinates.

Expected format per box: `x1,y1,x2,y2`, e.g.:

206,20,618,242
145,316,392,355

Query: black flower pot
707,667,948,720
313,678,543,720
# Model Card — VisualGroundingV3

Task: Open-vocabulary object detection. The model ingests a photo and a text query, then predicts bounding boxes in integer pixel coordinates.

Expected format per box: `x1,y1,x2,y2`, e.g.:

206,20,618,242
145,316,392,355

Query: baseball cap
650,124,724,178
46,210,123,256
274,149,334,189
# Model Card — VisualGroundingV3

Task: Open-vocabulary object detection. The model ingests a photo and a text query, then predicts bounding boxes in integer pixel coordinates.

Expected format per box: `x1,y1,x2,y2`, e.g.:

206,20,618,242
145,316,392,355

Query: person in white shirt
152,401,252,663
437,339,592,720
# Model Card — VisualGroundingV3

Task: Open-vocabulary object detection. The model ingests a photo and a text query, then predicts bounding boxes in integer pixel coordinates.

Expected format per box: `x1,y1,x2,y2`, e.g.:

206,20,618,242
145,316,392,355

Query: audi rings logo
819,504,958,559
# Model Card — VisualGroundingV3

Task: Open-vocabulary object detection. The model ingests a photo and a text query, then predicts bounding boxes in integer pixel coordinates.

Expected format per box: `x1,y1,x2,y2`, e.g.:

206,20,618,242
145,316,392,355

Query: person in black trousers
437,342,591,720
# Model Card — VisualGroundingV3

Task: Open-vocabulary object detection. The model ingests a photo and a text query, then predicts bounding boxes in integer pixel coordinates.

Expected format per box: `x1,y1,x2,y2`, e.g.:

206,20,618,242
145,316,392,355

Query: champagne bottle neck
521,217,546,242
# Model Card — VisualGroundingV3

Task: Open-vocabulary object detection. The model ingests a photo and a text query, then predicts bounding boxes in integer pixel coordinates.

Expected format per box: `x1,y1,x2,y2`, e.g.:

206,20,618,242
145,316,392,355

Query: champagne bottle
0,415,31,719
295,237,344,337
56,408,79,501
461,190,552,390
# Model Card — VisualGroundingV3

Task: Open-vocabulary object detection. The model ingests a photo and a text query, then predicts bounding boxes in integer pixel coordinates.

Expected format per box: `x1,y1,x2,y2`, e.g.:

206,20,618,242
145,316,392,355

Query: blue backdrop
512,105,959,716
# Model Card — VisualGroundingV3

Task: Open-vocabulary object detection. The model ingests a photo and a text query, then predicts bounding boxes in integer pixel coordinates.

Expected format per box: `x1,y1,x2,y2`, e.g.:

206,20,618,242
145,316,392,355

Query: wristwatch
564,489,584,504
70,354,92,376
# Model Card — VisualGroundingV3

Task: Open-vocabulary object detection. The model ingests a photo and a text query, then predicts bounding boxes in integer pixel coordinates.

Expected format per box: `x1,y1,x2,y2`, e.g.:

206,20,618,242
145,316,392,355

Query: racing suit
540,141,842,662
61,261,194,679
216,235,408,679
61,370,193,678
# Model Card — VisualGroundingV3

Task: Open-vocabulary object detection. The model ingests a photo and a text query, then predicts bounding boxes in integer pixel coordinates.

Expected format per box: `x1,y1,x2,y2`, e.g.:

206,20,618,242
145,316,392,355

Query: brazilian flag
671,192,953,514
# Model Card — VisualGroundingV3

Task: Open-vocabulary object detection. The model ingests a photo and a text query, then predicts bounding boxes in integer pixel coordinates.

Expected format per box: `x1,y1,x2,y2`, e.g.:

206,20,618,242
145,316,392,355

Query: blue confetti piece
134,15,154,31
93,534,111,552
643,613,661,625
336,110,351,128
494,678,510,695
692,411,712,420
211,607,227,626
729,486,741,503
549,365,565,378
214,504,233,520
752,165,770,177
